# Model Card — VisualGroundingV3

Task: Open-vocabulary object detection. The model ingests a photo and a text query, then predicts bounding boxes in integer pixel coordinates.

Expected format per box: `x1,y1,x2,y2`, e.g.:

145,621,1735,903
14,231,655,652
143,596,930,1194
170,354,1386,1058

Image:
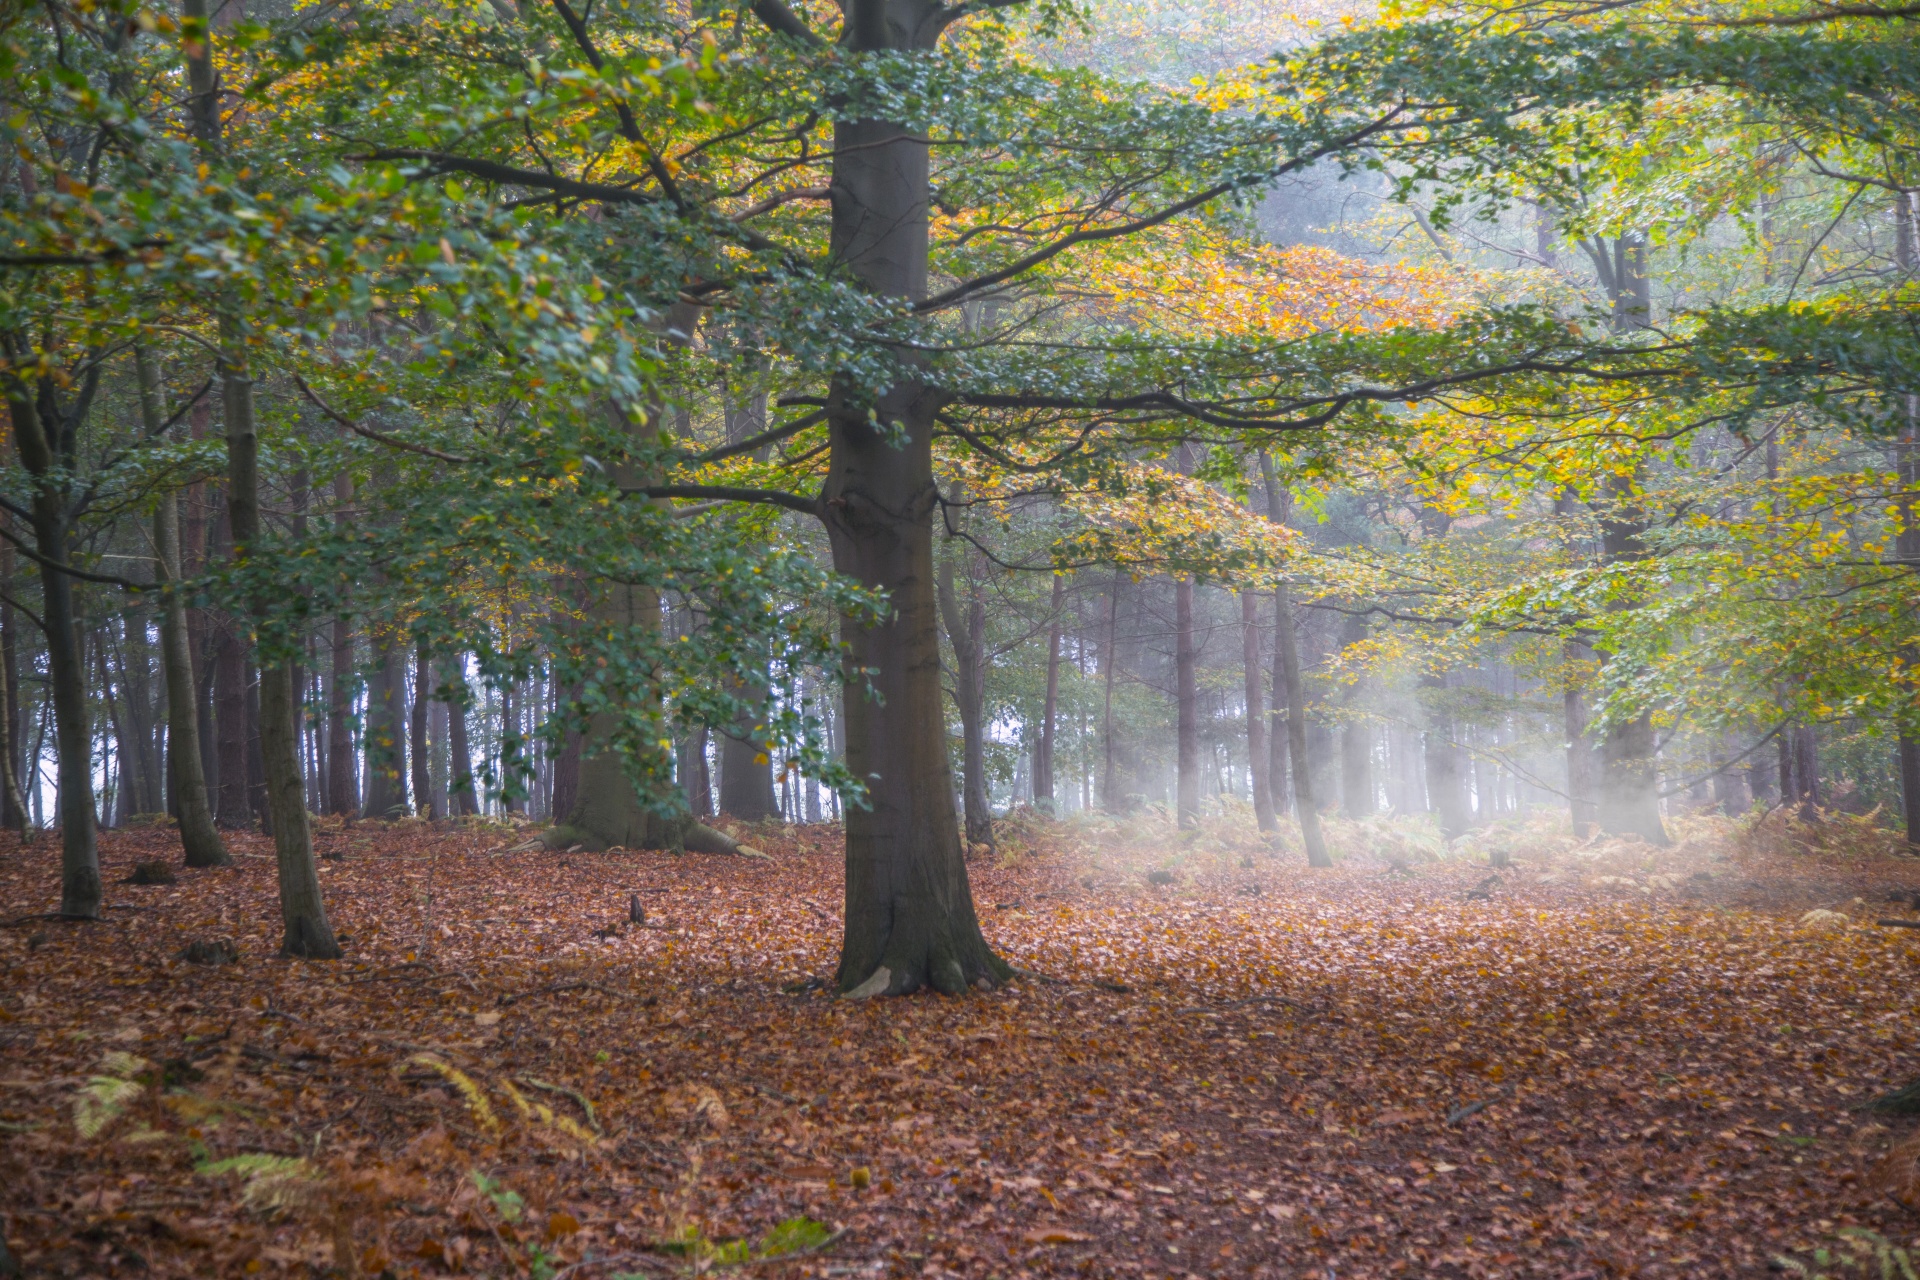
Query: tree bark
718,670,779,821
410,646,436,820
1034,574,1065,812
362,630,408,818
1241,591,1276,833
219,326,339,957
1259,455,1330,867
4,384,99,915
1337,612,1374,818
937,553,994,851
0,541,22,835
1173,576,1200,827
212,609,251,826
442,655,479,816
140,344,226,865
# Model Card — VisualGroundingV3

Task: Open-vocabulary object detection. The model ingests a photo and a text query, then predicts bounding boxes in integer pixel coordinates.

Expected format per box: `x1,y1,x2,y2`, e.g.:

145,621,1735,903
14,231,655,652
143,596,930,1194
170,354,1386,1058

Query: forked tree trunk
1241,591,1275,832
138,345,226,867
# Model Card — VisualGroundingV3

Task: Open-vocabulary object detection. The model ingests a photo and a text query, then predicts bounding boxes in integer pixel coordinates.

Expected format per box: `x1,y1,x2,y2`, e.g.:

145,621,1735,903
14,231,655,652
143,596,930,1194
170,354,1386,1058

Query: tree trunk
675,726,708,818
1173,576,1200,828
1562,639,1596,838
219,326,339,957
1101,572,1124,810
1421,674,1470,839
1588,233,1669,845
154,460,226,866
4,387,99,915
1241,591,1276,832
212,611,251,826
817,0,1009,995
362,630,407,818
1337,612,1374,818
1034,574,1065,812
937,554,993,851
442,655,479,816
718,674,779,821
410,646,436,820
0,541,22,835
1260,456,1330,867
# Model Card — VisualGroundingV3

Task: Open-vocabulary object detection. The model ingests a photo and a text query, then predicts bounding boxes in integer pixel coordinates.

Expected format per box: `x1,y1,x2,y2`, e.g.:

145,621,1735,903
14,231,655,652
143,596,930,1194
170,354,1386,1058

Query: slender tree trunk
1035,574,1065,812
1241,591,1276,833
442,655,479,816
1421,674,1470,838
212,612,251,825
410,646,436,820
152,439,225,866
1895,194,1920,847
937,555,994,851
4,387,98,915
1260,455,1330,867
216,324,338,957
1337,612,1374,818
1101,572,1122,810
0,541,22,835
1174,577,1200,827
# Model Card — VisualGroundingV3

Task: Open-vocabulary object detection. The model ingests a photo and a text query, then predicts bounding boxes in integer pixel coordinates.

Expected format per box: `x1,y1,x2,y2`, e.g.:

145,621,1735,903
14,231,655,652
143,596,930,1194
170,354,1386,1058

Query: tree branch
626,483,822,517
293,375,476,464
746,0,824,45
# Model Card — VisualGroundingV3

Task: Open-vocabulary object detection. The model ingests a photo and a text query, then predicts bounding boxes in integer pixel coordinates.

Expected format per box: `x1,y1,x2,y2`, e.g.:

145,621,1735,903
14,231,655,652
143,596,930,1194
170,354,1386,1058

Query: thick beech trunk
1034,575,1065,811
937,555,993,851
718,670,779,822
139,345,226,867
1241,591,1276,833
820,5,1008,994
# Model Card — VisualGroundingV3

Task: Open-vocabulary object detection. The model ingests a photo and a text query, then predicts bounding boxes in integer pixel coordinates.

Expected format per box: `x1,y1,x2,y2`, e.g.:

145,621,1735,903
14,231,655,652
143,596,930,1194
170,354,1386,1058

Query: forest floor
4,807,1920,1280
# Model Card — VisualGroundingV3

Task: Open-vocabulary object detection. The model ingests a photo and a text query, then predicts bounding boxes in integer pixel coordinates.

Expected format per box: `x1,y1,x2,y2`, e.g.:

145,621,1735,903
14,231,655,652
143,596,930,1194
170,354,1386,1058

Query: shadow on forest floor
3,807,1920,1279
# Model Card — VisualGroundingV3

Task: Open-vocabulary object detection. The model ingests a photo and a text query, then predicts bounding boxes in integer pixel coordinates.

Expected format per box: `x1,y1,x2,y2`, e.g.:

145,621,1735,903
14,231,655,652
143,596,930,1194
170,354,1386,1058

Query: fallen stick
1446,1083,1515,1125
1876,919,1920,930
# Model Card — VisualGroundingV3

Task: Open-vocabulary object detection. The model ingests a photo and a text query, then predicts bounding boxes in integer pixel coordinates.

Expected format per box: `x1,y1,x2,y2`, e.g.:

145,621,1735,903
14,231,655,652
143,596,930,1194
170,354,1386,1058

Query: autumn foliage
5,816,1920,1277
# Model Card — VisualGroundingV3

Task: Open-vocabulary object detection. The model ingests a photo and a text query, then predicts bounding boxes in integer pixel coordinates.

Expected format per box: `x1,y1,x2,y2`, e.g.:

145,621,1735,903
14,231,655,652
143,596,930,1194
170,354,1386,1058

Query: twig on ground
1875,919,1920,930
1446,1083,1516,1124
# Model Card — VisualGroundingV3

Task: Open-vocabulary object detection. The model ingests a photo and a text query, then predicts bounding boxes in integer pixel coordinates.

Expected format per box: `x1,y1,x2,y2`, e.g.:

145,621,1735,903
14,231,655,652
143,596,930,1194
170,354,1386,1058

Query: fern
1775,1229,1920,1280
198,1154,325,1215
411,1054,501,1135
72,1052,150,1139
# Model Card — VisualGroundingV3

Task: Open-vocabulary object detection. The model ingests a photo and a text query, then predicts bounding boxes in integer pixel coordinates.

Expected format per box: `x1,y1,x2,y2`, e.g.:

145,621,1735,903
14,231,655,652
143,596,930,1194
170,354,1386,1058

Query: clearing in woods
2,813,1919,1278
